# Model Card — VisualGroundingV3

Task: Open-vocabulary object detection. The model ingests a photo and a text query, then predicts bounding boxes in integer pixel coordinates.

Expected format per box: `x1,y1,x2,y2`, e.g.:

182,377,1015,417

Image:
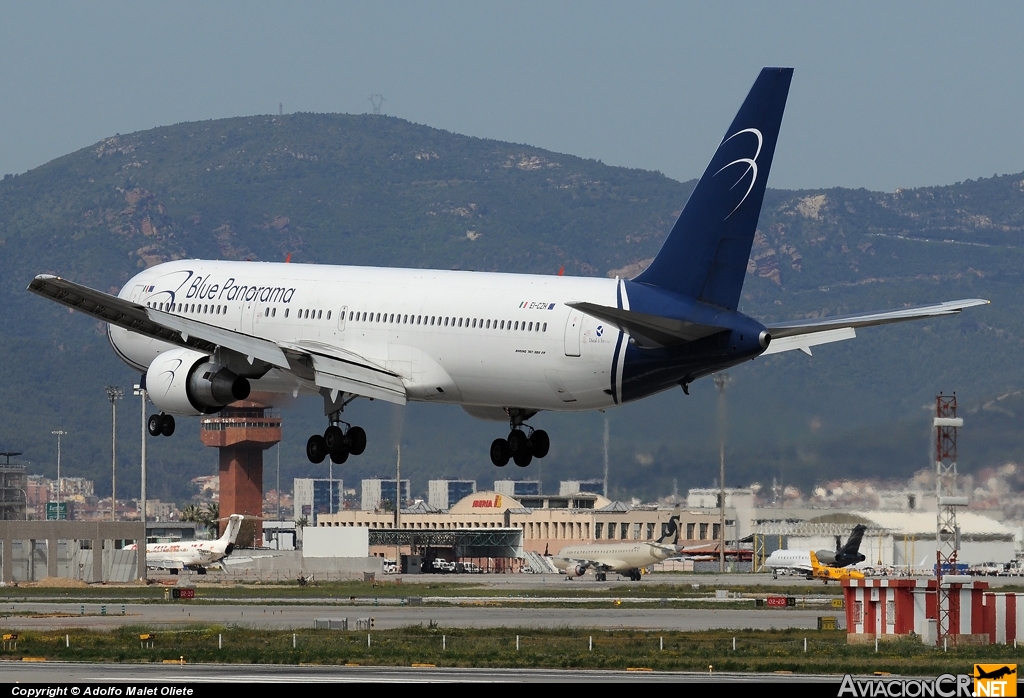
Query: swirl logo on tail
714,128,763,219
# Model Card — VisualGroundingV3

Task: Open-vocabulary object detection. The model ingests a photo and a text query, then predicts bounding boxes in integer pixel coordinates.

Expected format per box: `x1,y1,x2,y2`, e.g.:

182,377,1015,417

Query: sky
2,2,1022,192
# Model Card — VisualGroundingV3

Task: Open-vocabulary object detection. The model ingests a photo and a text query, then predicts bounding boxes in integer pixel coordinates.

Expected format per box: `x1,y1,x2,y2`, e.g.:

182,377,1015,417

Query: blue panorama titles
184,276,296,304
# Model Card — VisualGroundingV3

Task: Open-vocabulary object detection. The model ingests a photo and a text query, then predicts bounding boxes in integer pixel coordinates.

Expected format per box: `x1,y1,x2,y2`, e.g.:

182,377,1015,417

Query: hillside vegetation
2,113,1023,502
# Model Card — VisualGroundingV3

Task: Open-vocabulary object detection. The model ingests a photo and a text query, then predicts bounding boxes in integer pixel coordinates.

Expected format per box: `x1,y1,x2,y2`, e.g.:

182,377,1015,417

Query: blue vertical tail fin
633,68,793,311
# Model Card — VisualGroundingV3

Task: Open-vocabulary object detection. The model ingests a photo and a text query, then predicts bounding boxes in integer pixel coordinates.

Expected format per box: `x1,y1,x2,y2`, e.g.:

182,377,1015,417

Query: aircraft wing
571,558,630,573
762,299,989,356
146,558,187,571
28,275,407,405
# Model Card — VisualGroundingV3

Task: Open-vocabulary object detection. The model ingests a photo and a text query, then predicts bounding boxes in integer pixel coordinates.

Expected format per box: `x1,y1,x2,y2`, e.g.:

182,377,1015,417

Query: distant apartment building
494,479,541,498
0,463,26,521
559,479,605,496
428,479,477,510
294,478,343,521
361,478,411,512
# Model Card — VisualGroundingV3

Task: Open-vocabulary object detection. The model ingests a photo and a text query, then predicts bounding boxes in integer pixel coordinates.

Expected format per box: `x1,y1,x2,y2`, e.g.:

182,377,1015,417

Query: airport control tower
200,400,281,545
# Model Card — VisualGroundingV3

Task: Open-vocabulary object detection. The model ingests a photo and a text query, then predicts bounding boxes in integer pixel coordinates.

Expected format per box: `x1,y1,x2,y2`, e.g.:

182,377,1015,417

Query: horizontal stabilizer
760,299,987,357
566,301,727,348
767,299,989,338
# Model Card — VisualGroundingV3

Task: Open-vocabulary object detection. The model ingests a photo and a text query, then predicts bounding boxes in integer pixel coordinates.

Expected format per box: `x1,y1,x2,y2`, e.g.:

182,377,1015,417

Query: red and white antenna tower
934,392,967,646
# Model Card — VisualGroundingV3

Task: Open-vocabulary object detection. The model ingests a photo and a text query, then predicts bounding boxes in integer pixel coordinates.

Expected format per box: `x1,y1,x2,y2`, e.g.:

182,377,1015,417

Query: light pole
105,386,124,521
133,383,148,581
714,373,731,575
51,430,66,519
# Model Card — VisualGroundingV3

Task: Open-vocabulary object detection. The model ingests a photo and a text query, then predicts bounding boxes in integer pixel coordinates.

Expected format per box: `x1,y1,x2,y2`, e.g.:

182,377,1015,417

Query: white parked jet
28,68,987,467
552,511,682,582
765,524,868,580
126,514,244,575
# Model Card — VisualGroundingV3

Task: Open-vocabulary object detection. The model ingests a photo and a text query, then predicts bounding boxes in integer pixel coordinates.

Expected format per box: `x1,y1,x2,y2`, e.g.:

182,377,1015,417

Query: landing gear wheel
160,414,175,437
596,572,606,582
529,430,550,459
329,446,349,464
323,425,346,452
306,434,328,464
347,426,367,455
513,450,533,468
147,414,163,437
507,429,529,455
490,439,510,467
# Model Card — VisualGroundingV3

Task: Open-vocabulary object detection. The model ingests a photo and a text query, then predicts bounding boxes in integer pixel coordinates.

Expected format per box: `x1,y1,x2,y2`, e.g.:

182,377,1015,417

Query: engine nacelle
146,348,251,416
565,563,588,578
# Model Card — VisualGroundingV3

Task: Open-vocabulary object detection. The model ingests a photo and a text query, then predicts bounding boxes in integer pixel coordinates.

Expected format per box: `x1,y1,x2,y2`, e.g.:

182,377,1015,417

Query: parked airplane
126,514,244,574
28,68,987,467
551,511,681,581
765,524,868,580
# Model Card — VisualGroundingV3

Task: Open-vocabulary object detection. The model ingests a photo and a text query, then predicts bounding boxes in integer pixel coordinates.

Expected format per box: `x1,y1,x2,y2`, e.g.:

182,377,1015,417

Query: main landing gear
490,411,550,468
147,413,176,437
306,413,367,465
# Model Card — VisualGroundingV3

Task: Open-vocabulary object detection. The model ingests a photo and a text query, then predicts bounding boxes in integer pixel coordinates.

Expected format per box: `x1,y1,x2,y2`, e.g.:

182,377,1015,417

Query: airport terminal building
316,490,725,557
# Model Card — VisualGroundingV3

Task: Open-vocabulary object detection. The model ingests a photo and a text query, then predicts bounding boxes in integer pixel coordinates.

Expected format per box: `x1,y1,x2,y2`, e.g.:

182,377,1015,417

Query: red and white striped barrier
843,578,989,644
983,592,1024,645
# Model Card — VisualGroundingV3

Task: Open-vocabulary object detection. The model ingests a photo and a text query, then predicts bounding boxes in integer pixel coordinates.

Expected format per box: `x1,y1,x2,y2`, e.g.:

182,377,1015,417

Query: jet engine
565,563,588,578
146,348,251,415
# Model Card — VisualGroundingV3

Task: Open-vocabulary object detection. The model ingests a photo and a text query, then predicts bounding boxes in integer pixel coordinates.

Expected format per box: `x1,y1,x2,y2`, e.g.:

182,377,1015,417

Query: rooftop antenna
0,452,21,466
370,94,385,115
279,102,283,116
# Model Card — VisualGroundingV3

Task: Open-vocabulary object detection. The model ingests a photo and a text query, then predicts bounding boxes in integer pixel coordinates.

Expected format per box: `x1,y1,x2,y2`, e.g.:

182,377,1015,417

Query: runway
0,601,835,631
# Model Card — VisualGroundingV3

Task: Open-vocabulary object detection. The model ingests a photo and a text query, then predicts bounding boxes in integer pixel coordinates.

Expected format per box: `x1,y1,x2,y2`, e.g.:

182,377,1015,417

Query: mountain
2,112,1023,503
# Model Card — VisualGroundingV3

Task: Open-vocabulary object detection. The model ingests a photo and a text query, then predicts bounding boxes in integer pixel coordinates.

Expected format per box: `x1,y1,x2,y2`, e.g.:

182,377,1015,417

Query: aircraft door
563,310,583,357
337,305,347,332
129,285,146,303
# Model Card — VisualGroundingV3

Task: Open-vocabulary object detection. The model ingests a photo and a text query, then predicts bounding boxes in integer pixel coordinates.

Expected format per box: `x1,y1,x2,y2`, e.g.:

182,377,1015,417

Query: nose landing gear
490,410,549,467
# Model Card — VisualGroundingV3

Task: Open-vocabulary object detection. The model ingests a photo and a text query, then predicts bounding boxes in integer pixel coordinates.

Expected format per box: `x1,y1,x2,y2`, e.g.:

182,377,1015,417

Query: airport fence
1,626,1022,673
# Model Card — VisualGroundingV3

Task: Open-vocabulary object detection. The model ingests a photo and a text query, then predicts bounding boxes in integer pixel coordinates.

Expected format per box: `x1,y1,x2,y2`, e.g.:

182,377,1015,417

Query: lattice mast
934,393,964,645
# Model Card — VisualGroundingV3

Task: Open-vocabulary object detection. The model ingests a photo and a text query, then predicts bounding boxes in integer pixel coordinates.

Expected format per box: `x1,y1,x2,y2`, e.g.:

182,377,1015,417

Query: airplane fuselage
553,542,676,574
110,259,750,413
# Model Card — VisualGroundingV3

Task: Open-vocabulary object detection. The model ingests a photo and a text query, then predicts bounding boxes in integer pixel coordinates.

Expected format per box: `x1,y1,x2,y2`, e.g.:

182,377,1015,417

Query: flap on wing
566,301,727,348
767,299,989,338
280,341,407,405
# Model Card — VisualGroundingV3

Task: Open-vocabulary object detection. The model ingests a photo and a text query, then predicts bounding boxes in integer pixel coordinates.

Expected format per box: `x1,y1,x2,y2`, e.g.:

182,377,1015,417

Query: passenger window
528,322,533,331
458,318,463,327
326,311,331,320
285,309,290,318
514,321,519,330
472,319,476,328
264,308,269,317
318,310,323,320
542,322,547,332
272,308,277,318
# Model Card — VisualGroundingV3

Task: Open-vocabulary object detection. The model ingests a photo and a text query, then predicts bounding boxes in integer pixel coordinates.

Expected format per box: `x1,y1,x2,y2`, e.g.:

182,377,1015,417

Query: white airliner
28,68,987,468
765,524,867,580
126,514,244,574
552,511,681,582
